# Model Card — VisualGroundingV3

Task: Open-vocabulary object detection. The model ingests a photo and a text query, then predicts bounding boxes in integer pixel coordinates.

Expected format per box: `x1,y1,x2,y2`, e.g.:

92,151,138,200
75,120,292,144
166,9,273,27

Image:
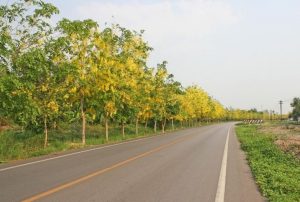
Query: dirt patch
0,125,11,132
275,137,300,159
260,124,300,136
259,123,300,159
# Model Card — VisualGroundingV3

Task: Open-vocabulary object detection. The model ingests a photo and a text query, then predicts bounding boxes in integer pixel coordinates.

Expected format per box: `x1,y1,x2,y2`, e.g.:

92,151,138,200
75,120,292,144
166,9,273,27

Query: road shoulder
225,126,265,202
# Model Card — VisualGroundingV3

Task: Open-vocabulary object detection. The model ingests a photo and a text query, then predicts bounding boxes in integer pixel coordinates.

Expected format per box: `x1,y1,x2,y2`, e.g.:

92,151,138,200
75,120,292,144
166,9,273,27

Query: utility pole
279,100,283,120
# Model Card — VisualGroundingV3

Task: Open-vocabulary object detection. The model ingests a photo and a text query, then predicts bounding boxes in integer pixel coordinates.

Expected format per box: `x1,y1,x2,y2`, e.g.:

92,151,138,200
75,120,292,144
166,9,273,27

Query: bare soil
0,125,11,132
259,123,300,158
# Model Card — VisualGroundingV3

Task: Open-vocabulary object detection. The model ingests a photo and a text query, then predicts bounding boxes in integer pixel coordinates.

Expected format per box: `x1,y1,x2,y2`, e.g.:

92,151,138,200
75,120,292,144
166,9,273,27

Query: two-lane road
0,123,264,202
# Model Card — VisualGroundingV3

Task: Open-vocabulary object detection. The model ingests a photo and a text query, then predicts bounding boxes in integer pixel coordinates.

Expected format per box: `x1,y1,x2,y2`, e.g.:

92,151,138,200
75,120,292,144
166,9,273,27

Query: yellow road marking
22,135,191,202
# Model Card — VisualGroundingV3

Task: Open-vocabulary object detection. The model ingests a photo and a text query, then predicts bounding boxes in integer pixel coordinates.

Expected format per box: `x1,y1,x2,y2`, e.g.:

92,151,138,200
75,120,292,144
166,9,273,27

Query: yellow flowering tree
57,18,99,145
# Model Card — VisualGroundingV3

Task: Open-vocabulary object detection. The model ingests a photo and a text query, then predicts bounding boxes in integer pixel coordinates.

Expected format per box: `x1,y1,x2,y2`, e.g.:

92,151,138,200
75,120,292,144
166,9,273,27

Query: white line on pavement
215,126,231,202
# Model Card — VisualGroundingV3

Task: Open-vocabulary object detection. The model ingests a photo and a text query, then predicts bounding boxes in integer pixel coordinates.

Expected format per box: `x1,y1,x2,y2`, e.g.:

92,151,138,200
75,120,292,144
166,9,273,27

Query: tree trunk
154,120,157,133
145,119,148,128
121,122,125,138
135,118,139,135
53,121,57,129
44,115,48,148
81,97,86,145
162,118,166,134
180,121,183,128
105,116,109,142
171,118,174,130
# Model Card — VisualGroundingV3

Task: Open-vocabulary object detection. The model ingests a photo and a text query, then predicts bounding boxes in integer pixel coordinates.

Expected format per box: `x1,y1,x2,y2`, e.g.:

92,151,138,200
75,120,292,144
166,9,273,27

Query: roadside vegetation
0,122,203,163
236,123,300,202
0,0,270,163
261,121,300,158
0,0,226,145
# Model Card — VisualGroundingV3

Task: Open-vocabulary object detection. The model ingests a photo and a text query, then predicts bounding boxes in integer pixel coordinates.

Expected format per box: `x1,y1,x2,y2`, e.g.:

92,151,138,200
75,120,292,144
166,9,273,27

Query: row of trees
0,0,226,146
0,1,272,147
226,108,283,121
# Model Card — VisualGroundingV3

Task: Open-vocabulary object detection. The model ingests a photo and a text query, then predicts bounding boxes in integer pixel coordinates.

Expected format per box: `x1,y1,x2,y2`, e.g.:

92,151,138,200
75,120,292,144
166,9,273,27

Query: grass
236,124,300,202
0,121,210,163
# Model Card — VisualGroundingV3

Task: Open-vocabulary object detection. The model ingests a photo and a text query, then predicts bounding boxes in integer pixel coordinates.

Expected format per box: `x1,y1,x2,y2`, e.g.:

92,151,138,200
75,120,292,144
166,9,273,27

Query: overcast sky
45,0,300,113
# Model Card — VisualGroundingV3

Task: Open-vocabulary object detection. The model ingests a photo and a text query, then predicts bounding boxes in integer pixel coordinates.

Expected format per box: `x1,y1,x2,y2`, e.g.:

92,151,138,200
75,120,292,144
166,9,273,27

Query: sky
45,0,300,113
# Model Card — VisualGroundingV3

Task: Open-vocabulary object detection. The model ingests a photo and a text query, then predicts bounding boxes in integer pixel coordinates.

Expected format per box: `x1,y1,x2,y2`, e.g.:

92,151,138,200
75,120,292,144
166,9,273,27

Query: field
236,123,300,202
260,122,300,158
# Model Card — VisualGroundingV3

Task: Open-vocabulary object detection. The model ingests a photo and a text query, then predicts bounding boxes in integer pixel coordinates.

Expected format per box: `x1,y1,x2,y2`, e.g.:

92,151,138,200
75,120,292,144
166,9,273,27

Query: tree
207,98,225,121
181,85,211,126
134,67,154,134
113,27,152,136
57,18,99,145
175,89,195,127
290,98,300,121
0,0,59,73
92,26,119,141
113,27,147,137
0,0,59,146
14,48,61,147
150,61,170,133
164,80,182,130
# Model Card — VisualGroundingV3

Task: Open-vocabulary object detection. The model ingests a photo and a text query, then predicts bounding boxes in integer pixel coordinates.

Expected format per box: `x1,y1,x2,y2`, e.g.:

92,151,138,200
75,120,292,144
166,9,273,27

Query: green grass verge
236,124,300,202
0,122,213,163
0,123,154,162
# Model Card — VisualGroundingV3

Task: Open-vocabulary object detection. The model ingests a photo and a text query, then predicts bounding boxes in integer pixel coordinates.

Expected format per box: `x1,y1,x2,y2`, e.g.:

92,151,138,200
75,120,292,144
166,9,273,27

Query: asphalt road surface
0,123,264,202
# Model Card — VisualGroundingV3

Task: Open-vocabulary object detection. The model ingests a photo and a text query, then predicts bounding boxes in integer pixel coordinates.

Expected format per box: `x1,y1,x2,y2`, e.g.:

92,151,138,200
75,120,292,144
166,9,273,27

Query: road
0,123,264,202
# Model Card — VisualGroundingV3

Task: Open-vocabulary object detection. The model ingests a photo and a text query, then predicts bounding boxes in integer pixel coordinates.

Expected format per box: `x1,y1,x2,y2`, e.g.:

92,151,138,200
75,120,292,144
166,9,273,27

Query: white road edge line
0,135,159,172
215,126,231,202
